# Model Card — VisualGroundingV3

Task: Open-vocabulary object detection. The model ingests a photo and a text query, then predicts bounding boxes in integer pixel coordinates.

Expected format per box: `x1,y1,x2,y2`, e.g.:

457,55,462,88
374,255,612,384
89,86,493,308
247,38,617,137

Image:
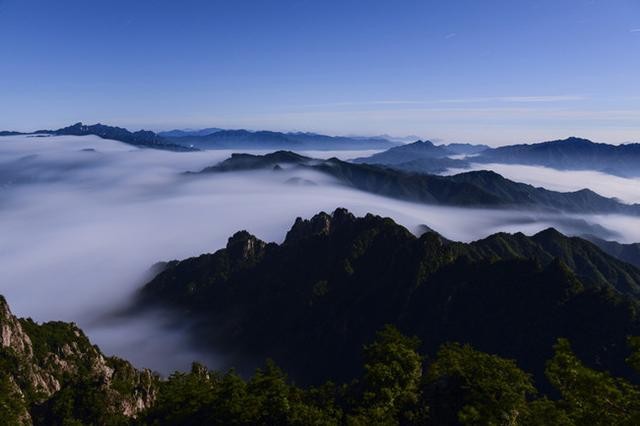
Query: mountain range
0,123,197,152
1,123,400,151
158,127,223,138
197,151,640,217
136,209,640,391
352,140,487,166
351,140,475,173
473,137,640,177
354,137,640,177
161,129,398,150
5,123,640,177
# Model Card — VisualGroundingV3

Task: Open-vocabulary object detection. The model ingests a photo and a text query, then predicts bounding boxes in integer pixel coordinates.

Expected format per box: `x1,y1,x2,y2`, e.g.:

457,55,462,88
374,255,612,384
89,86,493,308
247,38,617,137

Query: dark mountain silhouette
196,151,640,216
136,209,640,388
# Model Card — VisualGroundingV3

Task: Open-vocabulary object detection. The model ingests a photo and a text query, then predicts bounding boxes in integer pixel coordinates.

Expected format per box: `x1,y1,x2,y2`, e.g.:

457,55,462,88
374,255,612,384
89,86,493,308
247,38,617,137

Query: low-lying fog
1,134,640,374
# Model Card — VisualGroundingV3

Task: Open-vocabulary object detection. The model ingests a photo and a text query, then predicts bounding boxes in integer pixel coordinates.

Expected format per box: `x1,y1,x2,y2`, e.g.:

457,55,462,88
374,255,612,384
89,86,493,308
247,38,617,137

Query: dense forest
2,303,640,425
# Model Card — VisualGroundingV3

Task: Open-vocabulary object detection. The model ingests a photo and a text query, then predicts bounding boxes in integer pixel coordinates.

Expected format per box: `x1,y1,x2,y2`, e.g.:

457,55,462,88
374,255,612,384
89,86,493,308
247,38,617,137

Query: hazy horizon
3,121,638,148
1,0,638,145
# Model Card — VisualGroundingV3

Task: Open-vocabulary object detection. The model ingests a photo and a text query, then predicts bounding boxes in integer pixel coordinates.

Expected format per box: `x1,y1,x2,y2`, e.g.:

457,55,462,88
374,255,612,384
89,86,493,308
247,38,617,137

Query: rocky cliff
0,295,158,424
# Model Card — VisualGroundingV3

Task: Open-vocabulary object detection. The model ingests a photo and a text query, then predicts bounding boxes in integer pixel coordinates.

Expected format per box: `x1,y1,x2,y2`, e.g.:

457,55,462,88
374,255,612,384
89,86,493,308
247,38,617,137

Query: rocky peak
284,208,356,244
0,296,33,358
226,231,266,261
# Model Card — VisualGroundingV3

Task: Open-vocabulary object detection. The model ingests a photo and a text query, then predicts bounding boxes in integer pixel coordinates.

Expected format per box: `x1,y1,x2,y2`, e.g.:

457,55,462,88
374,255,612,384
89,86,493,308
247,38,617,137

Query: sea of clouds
1,134,640,374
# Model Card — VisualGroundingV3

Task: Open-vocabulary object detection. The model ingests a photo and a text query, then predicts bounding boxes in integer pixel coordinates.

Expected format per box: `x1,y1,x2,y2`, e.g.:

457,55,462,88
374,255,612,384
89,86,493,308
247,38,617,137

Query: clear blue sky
1,0,638,145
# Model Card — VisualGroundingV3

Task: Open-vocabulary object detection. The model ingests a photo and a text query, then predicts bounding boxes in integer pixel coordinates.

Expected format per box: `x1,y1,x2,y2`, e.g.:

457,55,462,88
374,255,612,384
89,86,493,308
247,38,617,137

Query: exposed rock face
0,295,158,423
284,208,356,244
0,295,33,357
226,230,267,262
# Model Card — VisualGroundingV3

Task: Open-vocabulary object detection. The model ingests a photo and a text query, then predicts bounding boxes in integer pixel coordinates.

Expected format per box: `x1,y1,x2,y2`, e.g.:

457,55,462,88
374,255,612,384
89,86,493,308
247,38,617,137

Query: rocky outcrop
226,230,267,262
0,296,158,423
284,208,356,244
0,295,33,357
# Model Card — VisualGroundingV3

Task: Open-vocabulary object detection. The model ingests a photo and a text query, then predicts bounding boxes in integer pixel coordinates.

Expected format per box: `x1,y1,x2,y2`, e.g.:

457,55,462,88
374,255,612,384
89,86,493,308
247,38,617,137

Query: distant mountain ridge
158,128,223,138
352,139,487,173
444,142,491,155
163,129,398,150
353,140,453,164
5,125,640,176
1,123,400,151
0,131,23,136
351,140,477,173
473,137,640,177
0,122,197,152
196,151,640,217
354,136,640,177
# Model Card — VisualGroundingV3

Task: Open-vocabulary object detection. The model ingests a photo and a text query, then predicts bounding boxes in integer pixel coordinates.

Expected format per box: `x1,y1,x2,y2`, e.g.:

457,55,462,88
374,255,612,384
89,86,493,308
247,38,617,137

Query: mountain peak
284,208,356,244
556,137,594,145
410,140,435,147
226,231,266,261
533,227,564,240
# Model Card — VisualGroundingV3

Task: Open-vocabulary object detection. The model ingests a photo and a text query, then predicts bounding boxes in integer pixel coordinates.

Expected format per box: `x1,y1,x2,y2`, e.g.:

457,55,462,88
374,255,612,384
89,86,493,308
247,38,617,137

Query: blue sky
0,0,638,145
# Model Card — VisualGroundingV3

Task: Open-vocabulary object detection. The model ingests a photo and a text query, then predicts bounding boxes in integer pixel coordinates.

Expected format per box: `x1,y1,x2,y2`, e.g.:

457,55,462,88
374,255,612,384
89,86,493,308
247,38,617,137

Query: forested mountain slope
138,209,640,389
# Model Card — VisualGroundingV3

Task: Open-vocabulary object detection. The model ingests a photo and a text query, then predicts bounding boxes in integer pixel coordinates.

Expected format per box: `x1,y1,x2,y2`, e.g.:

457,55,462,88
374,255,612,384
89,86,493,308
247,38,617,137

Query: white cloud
438,95,588,103
3,135,640,373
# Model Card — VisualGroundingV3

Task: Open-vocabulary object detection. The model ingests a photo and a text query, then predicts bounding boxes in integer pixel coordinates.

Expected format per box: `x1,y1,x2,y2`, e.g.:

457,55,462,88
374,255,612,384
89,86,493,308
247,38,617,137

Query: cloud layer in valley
2,135,640,374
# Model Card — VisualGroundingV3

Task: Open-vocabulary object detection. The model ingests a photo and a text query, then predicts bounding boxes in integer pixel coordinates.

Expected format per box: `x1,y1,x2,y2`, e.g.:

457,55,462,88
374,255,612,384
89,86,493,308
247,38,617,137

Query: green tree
205,369,254,425
32,377,128,426
0,373,29,425
144,362,217,425
425,343,535,426
545,338,640,426
349,325,425,425
626,336,640,373
520,398,573,426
